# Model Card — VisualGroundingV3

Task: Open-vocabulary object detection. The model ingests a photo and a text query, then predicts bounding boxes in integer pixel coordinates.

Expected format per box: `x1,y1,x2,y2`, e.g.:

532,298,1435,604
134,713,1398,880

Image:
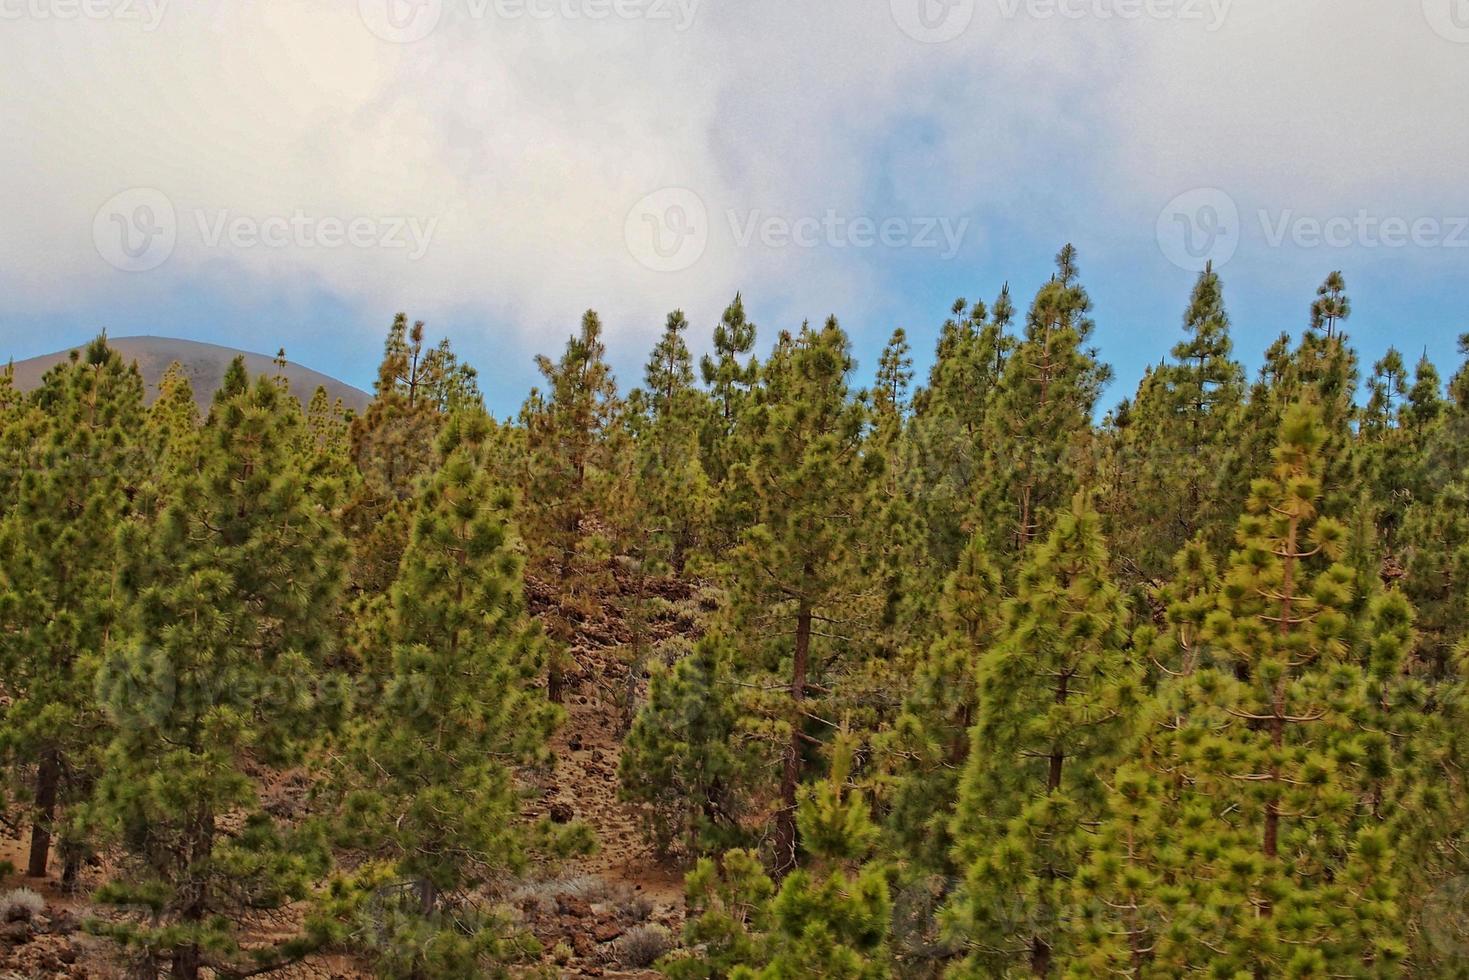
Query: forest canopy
2,252,1468,978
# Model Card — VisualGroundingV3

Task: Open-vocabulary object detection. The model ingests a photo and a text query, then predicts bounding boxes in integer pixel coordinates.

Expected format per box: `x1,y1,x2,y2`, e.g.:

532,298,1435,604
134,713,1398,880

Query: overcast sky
2,0,1466,414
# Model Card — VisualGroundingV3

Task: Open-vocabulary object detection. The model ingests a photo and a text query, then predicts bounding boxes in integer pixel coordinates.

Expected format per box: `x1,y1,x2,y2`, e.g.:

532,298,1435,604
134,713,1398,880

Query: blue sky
2,1,1466,418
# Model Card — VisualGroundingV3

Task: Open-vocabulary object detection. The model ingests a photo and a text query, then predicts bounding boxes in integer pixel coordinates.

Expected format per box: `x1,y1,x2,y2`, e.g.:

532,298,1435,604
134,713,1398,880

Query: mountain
5,336,372,413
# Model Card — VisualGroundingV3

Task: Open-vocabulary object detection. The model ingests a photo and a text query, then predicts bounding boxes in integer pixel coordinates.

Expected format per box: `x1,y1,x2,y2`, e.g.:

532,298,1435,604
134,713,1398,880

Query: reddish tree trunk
26,748,59,878
774,601,812,877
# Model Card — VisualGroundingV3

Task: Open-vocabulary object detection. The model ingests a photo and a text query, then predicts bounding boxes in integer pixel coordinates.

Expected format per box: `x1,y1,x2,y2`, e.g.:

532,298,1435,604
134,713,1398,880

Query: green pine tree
0,337,145,883
664,733,892,979
520,309,622,703
726,317,880,874
874,531,1004,874
1102,262,1243,582
332,408,587,976
980,246,1112,563
946,495,1137,976
89,363,348,979
908,290,1014,568
620,634,751,859
700,293,760,487
344,316,459,597
1083,402,1408,976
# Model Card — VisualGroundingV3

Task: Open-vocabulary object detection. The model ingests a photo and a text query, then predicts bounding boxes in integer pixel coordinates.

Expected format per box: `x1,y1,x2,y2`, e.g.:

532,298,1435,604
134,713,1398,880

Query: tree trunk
61,846,82,894
1048,672,1071,793
1261,516,1299,917
774,600,812,877
172,809,214,980
1031,934,1052,976
172,947,201,980
26,747,60,878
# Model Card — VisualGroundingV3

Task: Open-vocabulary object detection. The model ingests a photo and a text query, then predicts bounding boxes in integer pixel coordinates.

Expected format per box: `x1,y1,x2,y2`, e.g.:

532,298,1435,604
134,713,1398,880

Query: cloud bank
1,0,1465,361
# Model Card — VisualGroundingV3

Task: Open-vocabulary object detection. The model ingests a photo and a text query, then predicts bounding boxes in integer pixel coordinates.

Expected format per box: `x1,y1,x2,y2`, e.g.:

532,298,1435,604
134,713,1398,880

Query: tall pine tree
91,363,348,979
946,496,1137,976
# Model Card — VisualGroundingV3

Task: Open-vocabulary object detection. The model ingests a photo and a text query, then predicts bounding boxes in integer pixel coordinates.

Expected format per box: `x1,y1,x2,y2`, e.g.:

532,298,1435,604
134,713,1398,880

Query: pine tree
1103,262,1243,582
145,361,200,477
620,634,750,859
866,326,941,657
1401,462,1469,674
1399,343,1464,672
727,317,880,874
0,338,145,884
0,360,34,511
608,313,716,731
350,315,442,500
908,290,1014,568
333,408,584,976
1398,637,1469,975
521,309,621,702
633,309,715,575
344,316,474,597
747,733,891,978
946,495,1137,976
873,328,913,423
1084,403,1407,976
874,532,1004,873
700,293,760,485
305,385,350,458
1358,350,1446,585
90,363,348,979
664,733,892,979
980,246,1112,563
1311,270,1352,339
1295,275,1362,518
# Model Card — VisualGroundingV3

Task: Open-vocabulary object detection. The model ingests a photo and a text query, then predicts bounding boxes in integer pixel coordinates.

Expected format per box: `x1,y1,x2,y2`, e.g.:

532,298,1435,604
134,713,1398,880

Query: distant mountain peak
6,336,371,413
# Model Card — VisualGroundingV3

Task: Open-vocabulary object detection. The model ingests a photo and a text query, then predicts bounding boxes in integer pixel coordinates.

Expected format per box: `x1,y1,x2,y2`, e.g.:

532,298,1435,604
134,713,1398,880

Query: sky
1,0,1466,418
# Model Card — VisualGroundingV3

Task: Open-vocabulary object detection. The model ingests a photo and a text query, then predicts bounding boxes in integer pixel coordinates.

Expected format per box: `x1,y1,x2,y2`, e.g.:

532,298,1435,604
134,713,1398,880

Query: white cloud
0,0,1464,350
